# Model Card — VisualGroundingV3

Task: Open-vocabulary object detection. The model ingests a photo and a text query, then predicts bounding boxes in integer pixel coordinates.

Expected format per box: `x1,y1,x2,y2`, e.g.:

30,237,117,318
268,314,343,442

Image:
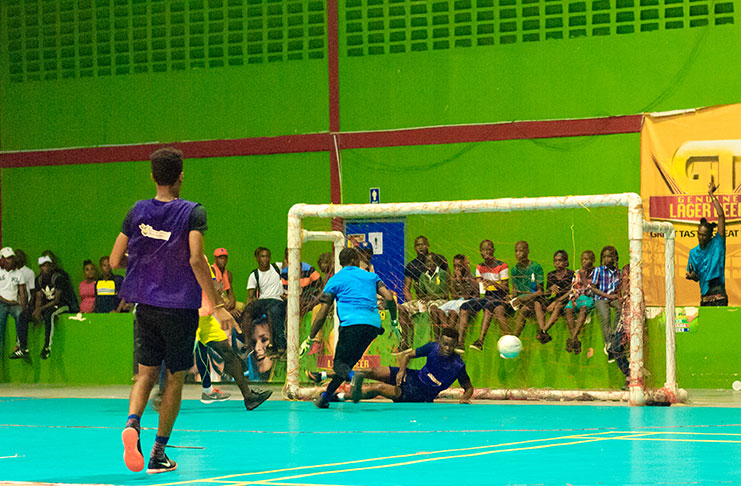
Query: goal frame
284,193,682,406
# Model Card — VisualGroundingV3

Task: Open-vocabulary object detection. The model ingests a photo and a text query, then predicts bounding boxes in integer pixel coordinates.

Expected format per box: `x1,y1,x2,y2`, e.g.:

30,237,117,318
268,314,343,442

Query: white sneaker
201,388,231,404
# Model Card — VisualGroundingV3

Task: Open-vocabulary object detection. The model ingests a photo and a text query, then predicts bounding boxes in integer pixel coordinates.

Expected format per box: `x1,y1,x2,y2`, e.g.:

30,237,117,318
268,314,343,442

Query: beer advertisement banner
641,104,741,306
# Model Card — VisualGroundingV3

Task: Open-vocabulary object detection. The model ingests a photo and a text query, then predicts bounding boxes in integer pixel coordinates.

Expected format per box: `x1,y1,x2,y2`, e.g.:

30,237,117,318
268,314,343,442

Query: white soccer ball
497,335,523,359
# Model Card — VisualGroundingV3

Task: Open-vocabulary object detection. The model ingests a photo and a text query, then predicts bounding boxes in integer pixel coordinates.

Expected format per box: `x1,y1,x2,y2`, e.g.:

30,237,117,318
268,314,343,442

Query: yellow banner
641,104,741,306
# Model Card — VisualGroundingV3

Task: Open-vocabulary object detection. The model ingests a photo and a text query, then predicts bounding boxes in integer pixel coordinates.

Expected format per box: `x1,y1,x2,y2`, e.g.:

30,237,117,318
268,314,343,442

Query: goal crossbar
284,193,682,406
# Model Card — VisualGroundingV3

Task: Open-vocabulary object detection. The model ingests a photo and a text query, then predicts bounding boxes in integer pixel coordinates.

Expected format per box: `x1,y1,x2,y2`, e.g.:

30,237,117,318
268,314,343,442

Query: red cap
214,248,228,257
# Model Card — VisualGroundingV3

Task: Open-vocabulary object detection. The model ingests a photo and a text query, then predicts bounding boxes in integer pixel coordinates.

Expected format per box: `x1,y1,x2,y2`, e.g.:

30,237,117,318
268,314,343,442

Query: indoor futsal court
2,0,741,485
2,386,741,486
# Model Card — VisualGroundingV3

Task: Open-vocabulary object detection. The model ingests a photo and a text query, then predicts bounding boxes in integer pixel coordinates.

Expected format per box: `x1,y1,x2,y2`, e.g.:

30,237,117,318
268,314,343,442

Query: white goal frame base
284,193,682,406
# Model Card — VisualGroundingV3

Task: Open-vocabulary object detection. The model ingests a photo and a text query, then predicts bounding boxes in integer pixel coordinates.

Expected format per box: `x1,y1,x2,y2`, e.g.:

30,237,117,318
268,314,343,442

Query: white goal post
284,193,683,406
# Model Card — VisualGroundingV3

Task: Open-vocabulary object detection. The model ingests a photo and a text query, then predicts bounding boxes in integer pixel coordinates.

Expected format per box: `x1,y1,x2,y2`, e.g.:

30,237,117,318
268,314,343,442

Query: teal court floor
1,385,741,485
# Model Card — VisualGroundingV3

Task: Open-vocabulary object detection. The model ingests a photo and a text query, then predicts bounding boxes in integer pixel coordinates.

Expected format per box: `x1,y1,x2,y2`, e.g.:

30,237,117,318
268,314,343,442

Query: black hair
600,245,618,265
339,247,359,266
317,252,332,265
441,327,458,341
553,249,569,262
479,239,493,248
254,246,270,258
515,240,529,249
699,217,717,233
581,249,595,262
99,256,109,265
453,253,467,261
150,147,183,186
414,235,429,244
14,249,27,267
83,259,94,267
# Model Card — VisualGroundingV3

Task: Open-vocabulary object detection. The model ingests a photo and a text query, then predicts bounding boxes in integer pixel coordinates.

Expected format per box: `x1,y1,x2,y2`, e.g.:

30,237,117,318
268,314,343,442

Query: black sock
126,414,141,433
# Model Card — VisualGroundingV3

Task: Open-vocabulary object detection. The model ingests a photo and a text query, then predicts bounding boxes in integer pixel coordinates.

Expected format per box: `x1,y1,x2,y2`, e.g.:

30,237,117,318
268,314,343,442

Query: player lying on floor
350,327,474,404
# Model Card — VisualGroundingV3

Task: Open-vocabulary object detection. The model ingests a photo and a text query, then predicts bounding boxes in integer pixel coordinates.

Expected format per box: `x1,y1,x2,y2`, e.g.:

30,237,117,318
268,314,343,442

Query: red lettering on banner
650,195,741,223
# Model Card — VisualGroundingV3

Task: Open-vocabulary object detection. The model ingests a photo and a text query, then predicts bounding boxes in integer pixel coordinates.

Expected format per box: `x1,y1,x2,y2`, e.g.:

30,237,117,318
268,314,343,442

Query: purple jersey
120,198,203,309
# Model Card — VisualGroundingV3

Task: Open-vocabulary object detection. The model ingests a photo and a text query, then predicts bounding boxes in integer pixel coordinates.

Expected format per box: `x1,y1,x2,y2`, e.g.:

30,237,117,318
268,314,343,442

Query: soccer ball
497,335,523,359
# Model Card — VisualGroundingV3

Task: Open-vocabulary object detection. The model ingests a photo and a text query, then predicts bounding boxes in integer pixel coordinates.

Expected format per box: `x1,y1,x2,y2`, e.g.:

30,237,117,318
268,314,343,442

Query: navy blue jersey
415,342,467,392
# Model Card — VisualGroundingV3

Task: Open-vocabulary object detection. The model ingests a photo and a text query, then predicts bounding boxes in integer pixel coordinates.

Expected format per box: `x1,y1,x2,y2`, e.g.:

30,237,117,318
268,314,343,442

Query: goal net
283,193,682,406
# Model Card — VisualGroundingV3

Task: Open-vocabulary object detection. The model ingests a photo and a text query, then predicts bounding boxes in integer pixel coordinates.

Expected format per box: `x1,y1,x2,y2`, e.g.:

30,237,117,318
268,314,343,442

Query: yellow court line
617,437,741,444
147,431,621,486
251,433,657,485
612,430,741,437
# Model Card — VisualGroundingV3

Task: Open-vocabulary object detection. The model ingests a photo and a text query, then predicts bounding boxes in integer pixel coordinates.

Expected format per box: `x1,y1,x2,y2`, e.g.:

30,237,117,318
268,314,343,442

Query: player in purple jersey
349,327,474,404
111,148,268,476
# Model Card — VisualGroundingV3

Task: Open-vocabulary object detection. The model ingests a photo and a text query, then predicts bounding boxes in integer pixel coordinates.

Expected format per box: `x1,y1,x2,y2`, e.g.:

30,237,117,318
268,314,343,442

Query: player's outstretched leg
209,340,272,410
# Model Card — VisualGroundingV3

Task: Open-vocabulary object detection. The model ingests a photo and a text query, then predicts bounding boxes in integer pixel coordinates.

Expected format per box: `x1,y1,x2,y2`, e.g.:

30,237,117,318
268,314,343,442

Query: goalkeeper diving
300,247,399,408
349,327,474,404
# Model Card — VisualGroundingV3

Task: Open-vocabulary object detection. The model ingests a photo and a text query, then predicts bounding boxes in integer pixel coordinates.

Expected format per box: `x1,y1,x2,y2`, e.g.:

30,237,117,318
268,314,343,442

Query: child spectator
564,250,596,354
418,254,449,341
401,235,448,349
542,250,574,339
591,246,621,360
458,240,510,354
94,256,127,313
510,241,547,342
79,260,98,313
399,253,449,349
242,247,286,356
610,263,634,388
434,254,478,331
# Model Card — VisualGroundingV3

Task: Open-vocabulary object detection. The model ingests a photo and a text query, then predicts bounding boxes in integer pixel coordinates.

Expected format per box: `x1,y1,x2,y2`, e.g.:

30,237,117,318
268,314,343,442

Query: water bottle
530,273,537,293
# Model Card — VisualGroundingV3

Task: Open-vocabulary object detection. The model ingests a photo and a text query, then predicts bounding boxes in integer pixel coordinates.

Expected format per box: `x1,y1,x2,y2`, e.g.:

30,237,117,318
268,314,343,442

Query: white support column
285,208,304,398
643,220,678,398
627,194,646,406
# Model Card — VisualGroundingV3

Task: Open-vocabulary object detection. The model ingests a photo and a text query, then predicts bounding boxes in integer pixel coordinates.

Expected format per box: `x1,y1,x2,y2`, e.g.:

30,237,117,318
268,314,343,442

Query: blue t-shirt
415,342,467,392
688,233,726,296
322,266,382,328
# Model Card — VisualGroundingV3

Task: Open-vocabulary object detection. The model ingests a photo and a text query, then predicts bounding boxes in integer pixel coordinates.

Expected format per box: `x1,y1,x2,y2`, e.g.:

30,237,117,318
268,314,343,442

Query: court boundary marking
146,429,741,486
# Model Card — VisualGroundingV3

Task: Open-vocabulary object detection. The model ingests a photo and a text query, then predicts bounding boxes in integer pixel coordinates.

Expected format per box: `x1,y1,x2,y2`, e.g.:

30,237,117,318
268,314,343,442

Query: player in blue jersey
111,148,267,476
301,247,398,409
349,327,473,404
686,177,727,306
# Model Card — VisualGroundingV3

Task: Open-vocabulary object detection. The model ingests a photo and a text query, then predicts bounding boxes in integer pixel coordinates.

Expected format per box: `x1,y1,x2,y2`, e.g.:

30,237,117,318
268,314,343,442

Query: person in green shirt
419,254,449,341
510,241,547,341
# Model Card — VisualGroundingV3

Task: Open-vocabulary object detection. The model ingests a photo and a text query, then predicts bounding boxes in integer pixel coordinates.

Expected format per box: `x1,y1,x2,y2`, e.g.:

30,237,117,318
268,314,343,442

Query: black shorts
134,303,199,372
333,324,379,376
462,298,513,315
388,367,438,403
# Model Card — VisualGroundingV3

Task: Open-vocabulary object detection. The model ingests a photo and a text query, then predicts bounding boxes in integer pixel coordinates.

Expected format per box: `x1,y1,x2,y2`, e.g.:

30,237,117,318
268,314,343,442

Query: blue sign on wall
345,220,405,301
